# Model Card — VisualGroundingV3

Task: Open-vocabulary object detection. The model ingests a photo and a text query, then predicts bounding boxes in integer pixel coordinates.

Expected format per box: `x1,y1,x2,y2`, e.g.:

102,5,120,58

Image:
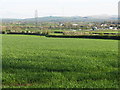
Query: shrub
26,31,31,33
6,30,11,33
36,31,41,34
41,31,50,35
2,31,6,34
22,31,26,34
99,33,104,36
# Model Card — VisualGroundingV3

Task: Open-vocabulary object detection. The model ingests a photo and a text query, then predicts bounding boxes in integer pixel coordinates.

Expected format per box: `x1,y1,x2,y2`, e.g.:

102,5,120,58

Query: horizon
1,14,118,20
0,0,119,19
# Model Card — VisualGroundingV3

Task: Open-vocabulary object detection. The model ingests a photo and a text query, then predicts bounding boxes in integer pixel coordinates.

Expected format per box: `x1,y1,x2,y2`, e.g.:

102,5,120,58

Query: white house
109,27,114,29
72,24,78,26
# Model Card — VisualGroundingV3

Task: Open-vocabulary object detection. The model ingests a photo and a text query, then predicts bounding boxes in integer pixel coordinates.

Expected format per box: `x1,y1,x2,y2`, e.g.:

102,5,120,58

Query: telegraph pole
118,2,120,26
35,10,38,28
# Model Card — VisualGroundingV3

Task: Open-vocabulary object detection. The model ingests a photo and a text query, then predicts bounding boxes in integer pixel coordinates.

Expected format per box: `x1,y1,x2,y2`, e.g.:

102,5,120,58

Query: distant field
2,35,118,88
77,30,119,33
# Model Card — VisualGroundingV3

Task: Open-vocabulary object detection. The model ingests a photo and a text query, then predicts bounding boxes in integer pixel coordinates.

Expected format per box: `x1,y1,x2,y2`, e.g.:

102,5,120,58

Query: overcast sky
0,0,119,19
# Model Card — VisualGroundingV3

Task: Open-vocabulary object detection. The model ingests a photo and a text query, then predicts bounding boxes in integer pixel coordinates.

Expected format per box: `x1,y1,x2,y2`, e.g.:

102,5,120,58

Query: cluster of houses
2,21,119,32
67,22,119,31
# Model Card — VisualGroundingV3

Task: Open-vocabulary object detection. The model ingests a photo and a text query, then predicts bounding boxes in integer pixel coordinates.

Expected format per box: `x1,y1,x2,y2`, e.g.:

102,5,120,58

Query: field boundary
1,33,120,40
46,35,120,40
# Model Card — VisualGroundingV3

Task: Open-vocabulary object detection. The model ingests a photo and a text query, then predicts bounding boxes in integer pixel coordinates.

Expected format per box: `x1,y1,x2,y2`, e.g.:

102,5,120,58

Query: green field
2,34,119,88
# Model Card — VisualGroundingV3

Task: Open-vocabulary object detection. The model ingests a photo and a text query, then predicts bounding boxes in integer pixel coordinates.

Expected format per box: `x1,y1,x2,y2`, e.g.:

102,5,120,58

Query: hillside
2,15,117,23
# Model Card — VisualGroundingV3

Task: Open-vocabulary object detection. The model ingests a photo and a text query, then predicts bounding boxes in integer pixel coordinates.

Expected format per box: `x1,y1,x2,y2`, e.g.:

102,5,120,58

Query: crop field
2,34,119,88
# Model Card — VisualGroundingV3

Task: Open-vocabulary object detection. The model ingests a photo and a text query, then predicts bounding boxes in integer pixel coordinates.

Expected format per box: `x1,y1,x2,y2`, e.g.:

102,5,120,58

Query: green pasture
77,30,119,33
2,34,119,88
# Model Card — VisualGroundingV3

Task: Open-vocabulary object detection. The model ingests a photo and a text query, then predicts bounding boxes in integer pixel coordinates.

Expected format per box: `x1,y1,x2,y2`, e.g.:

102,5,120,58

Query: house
72,24,78,26
92,27,98,31
109,27,113,29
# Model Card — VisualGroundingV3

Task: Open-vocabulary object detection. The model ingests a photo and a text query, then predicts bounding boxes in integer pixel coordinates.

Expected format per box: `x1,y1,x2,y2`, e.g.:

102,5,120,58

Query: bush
99,33,104,36
26,31,31,33
6,30,11,33
22,31,26,34
41,31,50,35
36,32,41,34
2,31,7,34
54,31,63,33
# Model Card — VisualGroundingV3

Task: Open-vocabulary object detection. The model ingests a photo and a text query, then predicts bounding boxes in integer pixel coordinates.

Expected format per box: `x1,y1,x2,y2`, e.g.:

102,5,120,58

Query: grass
77,30,119,33
2,34,119,88
49,33,63,35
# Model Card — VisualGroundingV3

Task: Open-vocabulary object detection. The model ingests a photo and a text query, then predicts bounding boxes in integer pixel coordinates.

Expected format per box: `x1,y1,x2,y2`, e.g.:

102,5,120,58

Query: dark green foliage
46,35,120,40
2,31,7,34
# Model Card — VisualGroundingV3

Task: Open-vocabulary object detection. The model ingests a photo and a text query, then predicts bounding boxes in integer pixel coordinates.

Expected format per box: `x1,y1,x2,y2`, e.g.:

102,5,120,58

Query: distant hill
2,15,117,23
87,14,117,20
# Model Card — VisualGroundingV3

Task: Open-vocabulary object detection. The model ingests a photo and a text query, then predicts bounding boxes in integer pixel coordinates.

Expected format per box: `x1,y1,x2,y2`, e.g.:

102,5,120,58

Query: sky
0,0,119,19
